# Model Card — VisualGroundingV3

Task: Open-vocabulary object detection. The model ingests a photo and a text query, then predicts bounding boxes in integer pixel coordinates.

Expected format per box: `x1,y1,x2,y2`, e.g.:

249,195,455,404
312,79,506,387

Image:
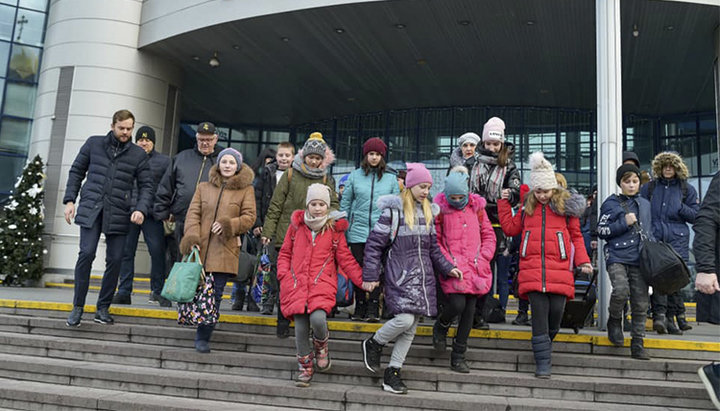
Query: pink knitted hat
404,162,433,188
482,117,505,143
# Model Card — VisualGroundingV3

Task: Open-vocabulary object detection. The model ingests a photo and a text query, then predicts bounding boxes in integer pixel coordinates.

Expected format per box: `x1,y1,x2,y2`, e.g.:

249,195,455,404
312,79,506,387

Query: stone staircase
0,298,716,410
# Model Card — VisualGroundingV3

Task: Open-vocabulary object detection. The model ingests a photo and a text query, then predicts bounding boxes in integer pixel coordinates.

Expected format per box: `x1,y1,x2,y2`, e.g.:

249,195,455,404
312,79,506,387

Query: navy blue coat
63,132,153,235
597,194,653,266
640,178,699,262
130,149,169,211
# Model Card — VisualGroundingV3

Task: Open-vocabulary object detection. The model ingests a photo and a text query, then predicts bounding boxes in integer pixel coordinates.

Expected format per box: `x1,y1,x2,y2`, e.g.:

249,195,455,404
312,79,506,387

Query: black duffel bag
620,202,690,295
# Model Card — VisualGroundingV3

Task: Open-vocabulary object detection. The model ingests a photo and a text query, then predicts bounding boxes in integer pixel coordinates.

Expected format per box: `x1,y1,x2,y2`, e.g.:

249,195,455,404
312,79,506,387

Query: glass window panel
214,126,229,142
0,117,31,153
661,119,696,137
19,0,46,11
3,81,35,117
228,141,258,166
0,4,14,42
0,0,17,6
0,153,25,194
386,109,417,167
229,127,259,142
13,9,43,46
334,116,361,172
7,44,38,81
699,135,718,176
262,130,288,143
0,41,9,77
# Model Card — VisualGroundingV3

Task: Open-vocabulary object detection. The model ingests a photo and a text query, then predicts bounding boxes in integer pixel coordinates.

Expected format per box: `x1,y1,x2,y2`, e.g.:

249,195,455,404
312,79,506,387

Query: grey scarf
292,154,325,179
472,153,506,202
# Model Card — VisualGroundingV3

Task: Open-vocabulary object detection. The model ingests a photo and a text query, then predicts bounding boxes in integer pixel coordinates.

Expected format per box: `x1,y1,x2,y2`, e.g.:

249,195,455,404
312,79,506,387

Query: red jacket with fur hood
277,210,363,318
497,190,590,299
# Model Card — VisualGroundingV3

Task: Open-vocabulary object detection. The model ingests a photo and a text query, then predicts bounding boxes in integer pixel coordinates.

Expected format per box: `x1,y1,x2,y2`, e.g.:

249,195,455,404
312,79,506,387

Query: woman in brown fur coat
180,147,256,353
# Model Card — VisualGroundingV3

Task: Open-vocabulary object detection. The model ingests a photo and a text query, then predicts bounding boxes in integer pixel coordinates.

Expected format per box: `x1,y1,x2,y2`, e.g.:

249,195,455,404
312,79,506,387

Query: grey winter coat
362,195,455,317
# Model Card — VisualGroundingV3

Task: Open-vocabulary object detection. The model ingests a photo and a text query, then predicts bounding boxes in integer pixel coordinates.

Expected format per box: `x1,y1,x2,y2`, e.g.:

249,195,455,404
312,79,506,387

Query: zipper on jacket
541,205,547,293
290,267,298,288
556,231,567,260
368,173,376,231
195,156,208,188
521,231,530,257
418,229,430,316
313,254,334,284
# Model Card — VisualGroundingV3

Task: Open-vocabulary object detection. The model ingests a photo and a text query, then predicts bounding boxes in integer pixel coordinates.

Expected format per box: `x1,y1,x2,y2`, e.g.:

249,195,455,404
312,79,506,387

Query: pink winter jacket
434,193,496,295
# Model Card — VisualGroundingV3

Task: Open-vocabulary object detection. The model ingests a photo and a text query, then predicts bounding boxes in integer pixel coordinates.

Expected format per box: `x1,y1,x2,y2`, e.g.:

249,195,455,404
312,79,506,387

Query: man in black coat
154,121,221,252
114,126,171,307
63,110,154,327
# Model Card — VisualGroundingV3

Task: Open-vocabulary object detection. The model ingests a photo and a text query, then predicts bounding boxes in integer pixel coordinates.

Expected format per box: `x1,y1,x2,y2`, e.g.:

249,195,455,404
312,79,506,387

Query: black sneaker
112,294,131,305
366,299,380,323
247,298,260,312
512,311,530,326
66,306,83,327
147,291,159,304
698,363,720,410
383,367,408,394
361,337,383,373
156,294,172,308
94,307,114,324
473,315,490,330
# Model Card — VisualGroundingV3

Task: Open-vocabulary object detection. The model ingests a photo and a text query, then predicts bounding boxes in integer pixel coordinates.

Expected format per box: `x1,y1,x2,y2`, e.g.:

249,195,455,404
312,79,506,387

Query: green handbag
161,248,204,303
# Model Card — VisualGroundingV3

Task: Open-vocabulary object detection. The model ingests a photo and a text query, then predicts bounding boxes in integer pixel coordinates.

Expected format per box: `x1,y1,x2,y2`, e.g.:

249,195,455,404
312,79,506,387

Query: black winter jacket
130,149,170,210
254,160,282,228
693,172,720,275
154,145,221,222
63,132,153,235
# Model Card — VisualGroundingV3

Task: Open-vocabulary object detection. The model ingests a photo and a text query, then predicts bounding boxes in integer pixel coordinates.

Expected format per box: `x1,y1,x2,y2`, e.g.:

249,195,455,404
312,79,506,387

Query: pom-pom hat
528,152,557,191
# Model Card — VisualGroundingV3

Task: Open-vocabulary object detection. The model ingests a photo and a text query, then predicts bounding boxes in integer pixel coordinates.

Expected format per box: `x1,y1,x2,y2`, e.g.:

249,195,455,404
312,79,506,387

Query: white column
29,0,182,279
596,0,624,330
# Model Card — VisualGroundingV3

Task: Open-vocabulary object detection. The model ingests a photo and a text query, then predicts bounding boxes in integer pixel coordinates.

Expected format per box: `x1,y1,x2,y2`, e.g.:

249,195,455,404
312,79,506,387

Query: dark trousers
527,292,566,339
438,293,478,346
349,242,381,301
72,216,127,309
494,254,512,309
174,218,185,261
117,217,167,296
651,290,685,317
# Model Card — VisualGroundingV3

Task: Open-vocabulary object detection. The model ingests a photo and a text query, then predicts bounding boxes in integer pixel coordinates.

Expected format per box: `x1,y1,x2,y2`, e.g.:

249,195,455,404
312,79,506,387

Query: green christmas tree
0,154,46,286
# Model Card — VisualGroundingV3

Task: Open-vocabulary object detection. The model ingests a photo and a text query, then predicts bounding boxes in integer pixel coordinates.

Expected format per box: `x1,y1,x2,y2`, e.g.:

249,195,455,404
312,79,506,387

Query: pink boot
313,333,331,372
296,352,314,387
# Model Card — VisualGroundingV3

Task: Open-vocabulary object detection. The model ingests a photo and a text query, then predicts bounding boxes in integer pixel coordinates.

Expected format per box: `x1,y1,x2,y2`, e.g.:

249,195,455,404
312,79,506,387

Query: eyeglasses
197,138,216,145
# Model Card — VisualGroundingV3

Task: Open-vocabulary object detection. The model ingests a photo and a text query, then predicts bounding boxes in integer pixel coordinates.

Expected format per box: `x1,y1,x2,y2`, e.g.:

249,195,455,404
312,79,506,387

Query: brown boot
313,333,331,372
296,352,314,387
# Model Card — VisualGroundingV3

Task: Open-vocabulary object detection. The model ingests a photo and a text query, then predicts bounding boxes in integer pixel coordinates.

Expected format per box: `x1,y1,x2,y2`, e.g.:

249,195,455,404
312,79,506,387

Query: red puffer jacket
497,197,590,299
277,210,363,319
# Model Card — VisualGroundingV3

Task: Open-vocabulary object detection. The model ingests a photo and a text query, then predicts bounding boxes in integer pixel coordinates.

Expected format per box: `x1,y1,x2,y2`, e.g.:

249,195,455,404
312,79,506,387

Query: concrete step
0,336,712,410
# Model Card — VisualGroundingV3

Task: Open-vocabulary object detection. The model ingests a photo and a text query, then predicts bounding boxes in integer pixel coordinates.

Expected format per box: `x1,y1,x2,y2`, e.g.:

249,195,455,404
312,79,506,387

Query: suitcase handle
574,267,599,300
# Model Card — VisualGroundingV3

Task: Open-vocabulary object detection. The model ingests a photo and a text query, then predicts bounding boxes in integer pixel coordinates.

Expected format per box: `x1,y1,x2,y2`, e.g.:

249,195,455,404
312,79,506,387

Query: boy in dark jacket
597,164,652,360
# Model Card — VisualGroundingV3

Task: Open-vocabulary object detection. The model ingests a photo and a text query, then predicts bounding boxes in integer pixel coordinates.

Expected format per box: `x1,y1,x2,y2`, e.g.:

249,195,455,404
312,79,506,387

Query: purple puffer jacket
363,195,455,317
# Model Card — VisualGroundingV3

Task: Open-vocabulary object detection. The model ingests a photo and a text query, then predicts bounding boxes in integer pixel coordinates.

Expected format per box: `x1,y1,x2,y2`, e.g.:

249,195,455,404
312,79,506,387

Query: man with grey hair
155,122,222,251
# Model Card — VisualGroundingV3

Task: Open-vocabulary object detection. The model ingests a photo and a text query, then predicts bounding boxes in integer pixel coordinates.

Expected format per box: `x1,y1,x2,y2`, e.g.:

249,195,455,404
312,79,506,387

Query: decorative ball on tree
0,154,47,286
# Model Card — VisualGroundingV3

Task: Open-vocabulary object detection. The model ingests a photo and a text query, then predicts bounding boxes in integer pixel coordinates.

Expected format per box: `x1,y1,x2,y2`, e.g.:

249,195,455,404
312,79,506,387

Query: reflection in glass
0,153,24,194
0,116,31,153
3,81,36,118
7,44,38,81
13,9,43,46
0,41,9,77
19,0,47,12
228,141,258,166
0,4,14,41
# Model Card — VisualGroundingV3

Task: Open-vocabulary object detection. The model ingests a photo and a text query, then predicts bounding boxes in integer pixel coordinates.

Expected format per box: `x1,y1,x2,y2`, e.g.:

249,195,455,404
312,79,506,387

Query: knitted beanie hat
528,152,557,191
306,183,331,206
405,162,433,189
217,147,243,168
135,126,155,144
616,164,641,186
363,137,387,157
457,132,480,147
302,132,327,159
482,117,505,143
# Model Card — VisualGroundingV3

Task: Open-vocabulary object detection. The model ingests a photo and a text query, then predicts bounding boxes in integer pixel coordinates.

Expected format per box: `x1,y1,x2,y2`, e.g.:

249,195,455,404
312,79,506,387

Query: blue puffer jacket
340,167,400,244
597,194,653,266
640,178,699,261
362,195,455,317
130,149,170,211
63,132,153,235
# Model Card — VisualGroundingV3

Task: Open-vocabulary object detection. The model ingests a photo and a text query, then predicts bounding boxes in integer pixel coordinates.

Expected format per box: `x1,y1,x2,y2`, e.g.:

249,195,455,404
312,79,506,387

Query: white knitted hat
306,183,331,206
457,132,480,147
528,152,557,191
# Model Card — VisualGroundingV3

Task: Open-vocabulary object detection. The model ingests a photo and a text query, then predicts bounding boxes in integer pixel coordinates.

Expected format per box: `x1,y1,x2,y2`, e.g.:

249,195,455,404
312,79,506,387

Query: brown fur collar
208,163,255,190
652,152,689,180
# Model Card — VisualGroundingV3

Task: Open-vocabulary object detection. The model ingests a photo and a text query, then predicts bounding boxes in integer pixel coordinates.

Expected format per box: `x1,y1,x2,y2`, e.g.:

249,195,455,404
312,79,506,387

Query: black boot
630,337,650,360
231,287,245,311
366,299,380,323
260,294,276,315
195,324,214,353
352,297,368,321
361,336,384,373
473,314,489,330
607,317,624,347
246,295,260,312
666,316,683,335
432,320,450,351
653,313,667,334
450,340,470,373
512,311,530,326
531,335,552,378
676,314,692,331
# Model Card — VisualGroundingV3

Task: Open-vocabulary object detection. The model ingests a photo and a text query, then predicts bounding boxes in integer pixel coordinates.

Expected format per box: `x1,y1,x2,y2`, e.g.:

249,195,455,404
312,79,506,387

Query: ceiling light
281,37,290,42
664,25,675,31
208,51,220,68
416,59,427,66
457,20,471,26
632,24,639,37
394,23,406,29
232,44,240,50
334,28,345,34
191,55,200,61
347,97,356,102
526,20,535,26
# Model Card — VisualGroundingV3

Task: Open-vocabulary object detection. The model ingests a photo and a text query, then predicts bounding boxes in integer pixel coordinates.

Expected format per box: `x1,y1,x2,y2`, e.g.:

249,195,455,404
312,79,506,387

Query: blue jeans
495,254,512,309
117,217,167,296
72,216,127,309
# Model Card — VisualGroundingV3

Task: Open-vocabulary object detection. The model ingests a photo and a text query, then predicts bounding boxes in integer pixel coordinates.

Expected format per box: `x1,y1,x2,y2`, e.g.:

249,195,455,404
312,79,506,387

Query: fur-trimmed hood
289,209,349,231
435,192,486,214
548,190,587,217
449,147,475,168
652,151,689,180
208,163,255,190
376,194,441,217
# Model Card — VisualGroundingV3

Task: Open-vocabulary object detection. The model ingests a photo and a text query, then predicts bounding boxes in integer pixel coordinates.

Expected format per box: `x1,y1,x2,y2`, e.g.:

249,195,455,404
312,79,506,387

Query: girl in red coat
497,152,592,378
277,183,367,387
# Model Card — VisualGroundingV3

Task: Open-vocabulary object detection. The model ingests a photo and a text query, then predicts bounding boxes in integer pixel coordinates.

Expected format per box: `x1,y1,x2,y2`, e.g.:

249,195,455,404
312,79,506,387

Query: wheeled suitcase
561,268,598,334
